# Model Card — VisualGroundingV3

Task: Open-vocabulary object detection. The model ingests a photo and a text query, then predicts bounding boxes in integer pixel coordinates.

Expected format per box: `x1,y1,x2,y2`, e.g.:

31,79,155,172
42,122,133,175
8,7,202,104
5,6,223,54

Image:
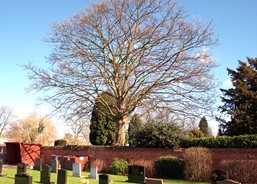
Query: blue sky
0,0,257,136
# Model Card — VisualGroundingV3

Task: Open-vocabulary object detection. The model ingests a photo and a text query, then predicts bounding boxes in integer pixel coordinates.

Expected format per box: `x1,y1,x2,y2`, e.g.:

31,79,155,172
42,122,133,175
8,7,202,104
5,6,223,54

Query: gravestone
57,169,68,184
217,179,241,184
15,172,32,184
40,164,55,184
89,166,98,179
34,157,42,171
211,169,229,184
99,174,111,184
51,157,59,173
0,160,7,177
72,162,83,177
128,165,145,183
17,162,27,174
145,178,163,184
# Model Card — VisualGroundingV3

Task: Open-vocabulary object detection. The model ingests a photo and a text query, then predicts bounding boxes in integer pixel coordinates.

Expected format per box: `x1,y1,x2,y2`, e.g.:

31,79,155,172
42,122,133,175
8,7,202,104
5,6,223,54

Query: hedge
181,134,257,148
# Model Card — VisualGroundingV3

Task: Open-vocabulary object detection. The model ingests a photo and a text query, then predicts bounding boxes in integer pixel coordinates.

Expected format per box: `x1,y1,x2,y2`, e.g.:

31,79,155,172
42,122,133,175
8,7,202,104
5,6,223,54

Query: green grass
0,168,208,184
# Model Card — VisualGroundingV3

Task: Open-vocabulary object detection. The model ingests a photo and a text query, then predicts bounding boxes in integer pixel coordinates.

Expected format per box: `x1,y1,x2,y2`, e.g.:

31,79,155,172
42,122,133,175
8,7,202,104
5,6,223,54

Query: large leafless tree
24,0,218,145
0,106,14,136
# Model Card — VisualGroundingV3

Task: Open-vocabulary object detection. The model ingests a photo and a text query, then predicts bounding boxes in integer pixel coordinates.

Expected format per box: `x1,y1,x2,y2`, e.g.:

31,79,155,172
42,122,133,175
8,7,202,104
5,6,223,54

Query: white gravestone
89,167,98,179
72,162,84,178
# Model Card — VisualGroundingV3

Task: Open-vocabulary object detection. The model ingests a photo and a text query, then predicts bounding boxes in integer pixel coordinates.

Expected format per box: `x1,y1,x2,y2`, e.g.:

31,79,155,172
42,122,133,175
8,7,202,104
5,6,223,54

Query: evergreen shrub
155,156,185,179
54,139,67,146
181,134,257,148
109,158,128,175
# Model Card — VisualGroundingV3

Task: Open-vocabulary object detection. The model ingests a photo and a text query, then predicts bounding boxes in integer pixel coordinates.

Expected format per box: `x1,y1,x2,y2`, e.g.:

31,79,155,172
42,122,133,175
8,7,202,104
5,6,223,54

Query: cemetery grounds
0,167,208,184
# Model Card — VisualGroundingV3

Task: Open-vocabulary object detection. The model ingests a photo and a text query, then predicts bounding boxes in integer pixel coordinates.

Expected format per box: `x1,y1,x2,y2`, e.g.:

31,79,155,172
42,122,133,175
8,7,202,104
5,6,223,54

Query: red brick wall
19,142,41,166
40,146,257,176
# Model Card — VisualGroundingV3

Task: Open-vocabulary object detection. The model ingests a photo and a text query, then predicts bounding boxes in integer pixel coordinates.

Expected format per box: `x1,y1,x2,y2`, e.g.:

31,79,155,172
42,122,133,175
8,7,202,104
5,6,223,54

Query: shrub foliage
109,158,128,175
54,139,67,146
155,156,185,179
224,161,257,183
136,122,185,148
183,147,212,182
181,134,257,148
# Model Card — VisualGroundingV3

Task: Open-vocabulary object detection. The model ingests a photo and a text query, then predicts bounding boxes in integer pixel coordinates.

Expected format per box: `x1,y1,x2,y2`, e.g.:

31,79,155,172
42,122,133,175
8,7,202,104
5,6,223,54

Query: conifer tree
89,92,117,145
199,116,209,137
128,114,142,146
219,58,257,135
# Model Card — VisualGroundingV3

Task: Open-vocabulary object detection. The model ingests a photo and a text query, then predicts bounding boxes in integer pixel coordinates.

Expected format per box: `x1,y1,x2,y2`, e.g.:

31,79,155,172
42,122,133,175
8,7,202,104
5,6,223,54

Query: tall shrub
183,147,212,181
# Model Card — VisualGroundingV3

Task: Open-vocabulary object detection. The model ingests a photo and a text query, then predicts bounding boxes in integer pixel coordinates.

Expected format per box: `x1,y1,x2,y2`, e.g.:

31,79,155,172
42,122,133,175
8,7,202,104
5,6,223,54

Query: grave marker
34,157,42,171
211,169,228,184
99,174,111,184
40,164,55,184
51,157,59,173
0,160,7,177
89,166,98,179
217,179,241,184
57,169,68,184
15,172,32,184
72,162,84,177
17,162,26,174
128,165,145,183
145,178,163,184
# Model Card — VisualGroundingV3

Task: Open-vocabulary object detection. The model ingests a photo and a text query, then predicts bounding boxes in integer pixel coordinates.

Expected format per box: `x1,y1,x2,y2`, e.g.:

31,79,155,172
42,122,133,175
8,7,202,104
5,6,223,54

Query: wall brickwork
41,146,257,176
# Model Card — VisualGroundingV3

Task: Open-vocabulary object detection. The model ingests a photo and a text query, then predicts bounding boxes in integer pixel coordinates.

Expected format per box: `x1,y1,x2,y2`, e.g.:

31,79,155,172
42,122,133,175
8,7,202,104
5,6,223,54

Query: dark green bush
155,156,185,179
109,158,128,175
136,122,185,148
54,139,67,146
181,134,257,148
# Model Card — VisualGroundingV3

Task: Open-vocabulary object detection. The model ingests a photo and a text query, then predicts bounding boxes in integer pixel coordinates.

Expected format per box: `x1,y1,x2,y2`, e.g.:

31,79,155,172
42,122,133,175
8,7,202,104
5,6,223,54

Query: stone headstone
128,165,145,183
145,178,163,184
40,164,55,184
99,174,111,184
57,169,68,184
0,160,7,177
89,166,98,179
51,157,59,173
15,172,32,184
17,162,26,174
211,169,229,184
217,179,241,184
34,157,42,171
72,162,83,177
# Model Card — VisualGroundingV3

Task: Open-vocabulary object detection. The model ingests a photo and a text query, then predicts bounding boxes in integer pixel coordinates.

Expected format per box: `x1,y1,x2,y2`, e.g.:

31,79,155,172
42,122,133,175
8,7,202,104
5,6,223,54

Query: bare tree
6,112,58,145
66,116,90,145
0,106,14,136
24,0,218,145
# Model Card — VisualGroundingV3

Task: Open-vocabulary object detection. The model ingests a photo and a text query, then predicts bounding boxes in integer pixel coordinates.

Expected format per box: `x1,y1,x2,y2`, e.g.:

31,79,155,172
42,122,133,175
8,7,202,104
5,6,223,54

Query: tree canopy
219,58,257,135
24,0,217,145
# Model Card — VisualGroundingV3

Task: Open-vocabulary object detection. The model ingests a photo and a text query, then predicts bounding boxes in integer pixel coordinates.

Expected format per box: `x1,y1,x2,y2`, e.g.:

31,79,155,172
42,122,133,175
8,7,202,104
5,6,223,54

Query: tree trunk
114,117,128,146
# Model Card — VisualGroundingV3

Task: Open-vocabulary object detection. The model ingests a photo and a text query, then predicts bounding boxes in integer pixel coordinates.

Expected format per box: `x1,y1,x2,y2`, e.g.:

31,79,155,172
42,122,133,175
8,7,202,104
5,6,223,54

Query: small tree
128,114,142,146
0,106,14,136
89,92,117,145
199,116,209,137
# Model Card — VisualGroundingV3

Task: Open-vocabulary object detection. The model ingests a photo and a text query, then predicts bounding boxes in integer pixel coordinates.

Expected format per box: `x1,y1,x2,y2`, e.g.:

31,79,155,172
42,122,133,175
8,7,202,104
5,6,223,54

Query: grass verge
0,168,208,184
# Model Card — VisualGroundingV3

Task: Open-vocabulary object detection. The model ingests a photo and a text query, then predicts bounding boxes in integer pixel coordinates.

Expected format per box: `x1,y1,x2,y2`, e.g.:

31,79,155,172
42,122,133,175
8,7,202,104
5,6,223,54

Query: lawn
0,168,209,184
